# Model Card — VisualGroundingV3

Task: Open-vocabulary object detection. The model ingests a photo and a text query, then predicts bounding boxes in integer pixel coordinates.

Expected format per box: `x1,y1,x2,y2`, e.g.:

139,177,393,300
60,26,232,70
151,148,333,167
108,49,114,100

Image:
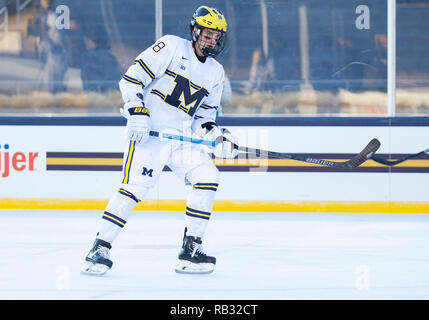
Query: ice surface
0,210,429,300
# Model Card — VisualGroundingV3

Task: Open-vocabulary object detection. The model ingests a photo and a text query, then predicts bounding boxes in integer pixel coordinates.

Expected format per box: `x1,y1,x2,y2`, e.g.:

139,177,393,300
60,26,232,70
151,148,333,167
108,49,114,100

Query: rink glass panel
1,0,427,116
396,1,429,116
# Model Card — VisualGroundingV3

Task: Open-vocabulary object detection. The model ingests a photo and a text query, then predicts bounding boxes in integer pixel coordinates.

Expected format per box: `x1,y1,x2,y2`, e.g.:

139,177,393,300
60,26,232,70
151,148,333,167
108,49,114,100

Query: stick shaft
149,131,215,147
149,130,379,169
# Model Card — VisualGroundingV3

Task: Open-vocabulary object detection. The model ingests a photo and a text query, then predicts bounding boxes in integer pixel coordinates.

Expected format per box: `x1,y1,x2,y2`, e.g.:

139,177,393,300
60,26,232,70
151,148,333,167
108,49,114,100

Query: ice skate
81,238,113,276
175,228,216,274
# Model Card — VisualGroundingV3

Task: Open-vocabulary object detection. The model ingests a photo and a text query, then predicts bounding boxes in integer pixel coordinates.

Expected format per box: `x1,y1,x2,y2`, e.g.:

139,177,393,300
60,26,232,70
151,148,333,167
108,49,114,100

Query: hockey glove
192,120,239,158
213,128,239,159
120,101,151,145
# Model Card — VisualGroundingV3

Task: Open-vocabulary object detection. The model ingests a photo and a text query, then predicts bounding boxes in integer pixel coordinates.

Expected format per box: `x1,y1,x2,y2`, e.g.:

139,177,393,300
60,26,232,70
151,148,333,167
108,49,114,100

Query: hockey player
82,5,238,275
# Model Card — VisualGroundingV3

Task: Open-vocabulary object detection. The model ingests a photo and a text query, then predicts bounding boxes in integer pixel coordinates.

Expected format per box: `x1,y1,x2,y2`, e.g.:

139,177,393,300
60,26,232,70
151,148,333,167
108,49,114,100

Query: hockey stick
370,148,429,166
149,131,216,147
149,131,381,169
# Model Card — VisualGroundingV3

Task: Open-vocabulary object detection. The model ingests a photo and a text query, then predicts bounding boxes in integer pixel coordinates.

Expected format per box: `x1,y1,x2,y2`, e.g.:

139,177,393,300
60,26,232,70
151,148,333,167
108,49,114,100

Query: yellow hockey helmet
190,6,227,57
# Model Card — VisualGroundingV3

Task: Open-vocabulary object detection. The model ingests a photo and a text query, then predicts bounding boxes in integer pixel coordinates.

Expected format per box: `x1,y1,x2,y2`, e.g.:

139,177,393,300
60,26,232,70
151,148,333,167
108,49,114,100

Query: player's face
194,27,222,57
199,28,221,49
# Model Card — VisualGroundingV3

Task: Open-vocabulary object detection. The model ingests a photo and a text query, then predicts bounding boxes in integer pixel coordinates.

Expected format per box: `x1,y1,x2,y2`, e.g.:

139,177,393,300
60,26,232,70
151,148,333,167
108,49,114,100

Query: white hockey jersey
119,35,225,135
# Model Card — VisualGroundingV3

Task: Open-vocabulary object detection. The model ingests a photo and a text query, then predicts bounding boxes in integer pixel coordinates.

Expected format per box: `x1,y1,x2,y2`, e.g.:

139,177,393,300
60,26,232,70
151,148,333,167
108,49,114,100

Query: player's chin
200,44,214,50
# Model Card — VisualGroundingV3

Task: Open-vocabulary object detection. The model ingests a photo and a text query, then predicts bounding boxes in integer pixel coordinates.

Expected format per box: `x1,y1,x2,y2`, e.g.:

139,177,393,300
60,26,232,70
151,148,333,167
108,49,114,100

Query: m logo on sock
142,167,153,177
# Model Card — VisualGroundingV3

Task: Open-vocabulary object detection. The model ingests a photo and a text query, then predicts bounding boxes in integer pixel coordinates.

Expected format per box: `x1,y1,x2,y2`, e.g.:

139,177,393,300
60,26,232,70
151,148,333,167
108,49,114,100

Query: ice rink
1,209,429,300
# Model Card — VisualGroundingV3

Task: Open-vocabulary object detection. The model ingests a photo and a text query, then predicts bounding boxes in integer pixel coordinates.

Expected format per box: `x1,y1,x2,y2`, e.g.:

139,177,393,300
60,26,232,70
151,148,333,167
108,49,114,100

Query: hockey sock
96,189,139,244
184,183,218,238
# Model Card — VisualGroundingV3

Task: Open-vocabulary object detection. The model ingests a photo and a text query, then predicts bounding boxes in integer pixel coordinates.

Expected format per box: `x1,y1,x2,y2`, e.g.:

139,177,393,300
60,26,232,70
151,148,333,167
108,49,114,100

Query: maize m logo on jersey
164,73,209,117
0,144,38,178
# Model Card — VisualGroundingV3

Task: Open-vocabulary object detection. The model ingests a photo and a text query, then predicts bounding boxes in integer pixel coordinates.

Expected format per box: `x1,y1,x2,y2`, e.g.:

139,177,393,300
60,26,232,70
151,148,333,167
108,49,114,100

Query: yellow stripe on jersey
150,89,166,100
165,70,176,77
190,82,209,96
118,188,140,203
122,74,145,88
135,59,155,79
200,104,216,110
122,141,135,184
102,212,126,227
193,183,219,191
178,105,189,113
186,206,211,220
190,82,203,91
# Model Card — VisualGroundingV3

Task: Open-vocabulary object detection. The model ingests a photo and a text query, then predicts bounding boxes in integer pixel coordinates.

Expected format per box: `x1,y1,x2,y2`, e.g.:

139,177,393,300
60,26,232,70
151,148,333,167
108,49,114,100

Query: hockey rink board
0,117,428,212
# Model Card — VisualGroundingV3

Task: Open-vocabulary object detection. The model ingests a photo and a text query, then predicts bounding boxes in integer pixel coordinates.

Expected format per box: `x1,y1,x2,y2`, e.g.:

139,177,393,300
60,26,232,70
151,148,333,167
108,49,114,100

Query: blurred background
0,0,427,116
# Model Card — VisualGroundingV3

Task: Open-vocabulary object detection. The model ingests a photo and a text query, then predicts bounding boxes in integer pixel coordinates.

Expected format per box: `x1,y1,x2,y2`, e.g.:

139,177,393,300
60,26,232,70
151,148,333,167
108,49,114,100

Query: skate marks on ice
0,210,429,299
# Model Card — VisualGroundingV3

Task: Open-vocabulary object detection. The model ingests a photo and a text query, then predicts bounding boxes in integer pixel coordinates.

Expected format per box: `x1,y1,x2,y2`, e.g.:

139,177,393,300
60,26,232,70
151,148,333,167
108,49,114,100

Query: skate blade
80,262,110,276
175,260,214,275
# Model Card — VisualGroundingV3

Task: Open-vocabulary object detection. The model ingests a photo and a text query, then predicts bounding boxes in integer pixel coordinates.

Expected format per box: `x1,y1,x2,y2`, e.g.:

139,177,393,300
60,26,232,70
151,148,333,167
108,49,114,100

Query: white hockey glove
213,128,239,159
120,101,151,145
192,120,239,158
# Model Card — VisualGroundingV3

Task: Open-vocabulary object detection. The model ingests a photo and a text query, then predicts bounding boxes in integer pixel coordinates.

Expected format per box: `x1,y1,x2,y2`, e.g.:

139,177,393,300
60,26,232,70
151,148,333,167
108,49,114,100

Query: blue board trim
218,117,429,127
0,116,429,126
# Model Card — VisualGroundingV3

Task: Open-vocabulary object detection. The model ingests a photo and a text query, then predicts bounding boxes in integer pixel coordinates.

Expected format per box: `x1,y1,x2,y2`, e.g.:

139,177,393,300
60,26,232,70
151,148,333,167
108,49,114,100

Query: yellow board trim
1,198,429,213
212,159,429,167
45,157,429,168
47,158,123,165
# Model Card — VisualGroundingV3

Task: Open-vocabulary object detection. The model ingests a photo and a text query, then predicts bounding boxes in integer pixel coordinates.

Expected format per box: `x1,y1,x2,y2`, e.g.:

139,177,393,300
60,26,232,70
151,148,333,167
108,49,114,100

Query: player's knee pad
118,183,150,202
185,165,220,217
186,164,220,189
104,184,149,223
98,187,141,244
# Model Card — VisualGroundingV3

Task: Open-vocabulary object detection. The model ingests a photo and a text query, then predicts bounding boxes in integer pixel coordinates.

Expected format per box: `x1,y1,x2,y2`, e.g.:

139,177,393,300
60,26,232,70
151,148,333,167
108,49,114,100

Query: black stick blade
338,138,381,169
370,150,426,167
